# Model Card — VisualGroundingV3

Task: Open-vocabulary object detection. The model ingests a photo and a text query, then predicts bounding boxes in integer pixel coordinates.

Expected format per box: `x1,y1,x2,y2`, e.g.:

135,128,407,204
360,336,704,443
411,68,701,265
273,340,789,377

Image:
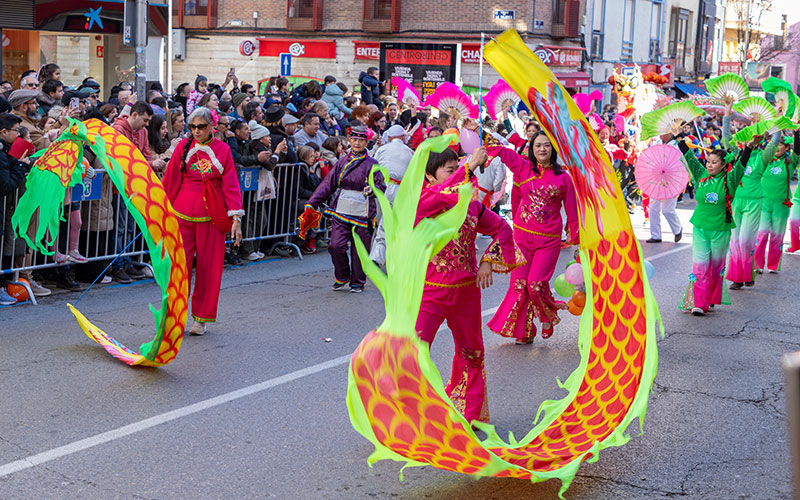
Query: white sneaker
691,307,705,316
67,250,88,263
242,251,261,261
768,269,778,274
0,288,17,305
141,266,154,278
189,320,206,336
101,275,112,284
27,279,51,297
254,251,266,259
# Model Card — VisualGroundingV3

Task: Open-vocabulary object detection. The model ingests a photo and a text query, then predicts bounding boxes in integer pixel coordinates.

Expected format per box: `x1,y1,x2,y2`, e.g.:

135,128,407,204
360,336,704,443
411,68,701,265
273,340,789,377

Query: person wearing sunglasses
162,106,244,336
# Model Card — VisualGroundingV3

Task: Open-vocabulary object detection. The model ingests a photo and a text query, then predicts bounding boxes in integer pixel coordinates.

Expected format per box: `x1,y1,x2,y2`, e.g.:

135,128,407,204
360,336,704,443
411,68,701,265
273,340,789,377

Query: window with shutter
287,0,324,31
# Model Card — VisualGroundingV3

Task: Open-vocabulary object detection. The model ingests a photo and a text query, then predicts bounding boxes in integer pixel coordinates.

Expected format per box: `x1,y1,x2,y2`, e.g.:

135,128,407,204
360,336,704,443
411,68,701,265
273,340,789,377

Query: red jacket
113,117,152,163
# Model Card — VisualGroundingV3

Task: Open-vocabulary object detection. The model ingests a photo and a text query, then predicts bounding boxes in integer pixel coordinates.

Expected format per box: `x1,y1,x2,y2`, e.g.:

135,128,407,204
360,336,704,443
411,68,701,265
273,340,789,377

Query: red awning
553,71,590,88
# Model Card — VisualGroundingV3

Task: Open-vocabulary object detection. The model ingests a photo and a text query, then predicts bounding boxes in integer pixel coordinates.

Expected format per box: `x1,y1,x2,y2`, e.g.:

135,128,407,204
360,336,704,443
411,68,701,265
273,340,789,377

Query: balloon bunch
554,250,587,316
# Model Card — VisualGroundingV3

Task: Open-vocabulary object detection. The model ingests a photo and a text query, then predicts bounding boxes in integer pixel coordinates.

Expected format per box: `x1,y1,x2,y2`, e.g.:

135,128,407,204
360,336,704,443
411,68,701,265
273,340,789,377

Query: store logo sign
288,42,305,56
84,7,104,30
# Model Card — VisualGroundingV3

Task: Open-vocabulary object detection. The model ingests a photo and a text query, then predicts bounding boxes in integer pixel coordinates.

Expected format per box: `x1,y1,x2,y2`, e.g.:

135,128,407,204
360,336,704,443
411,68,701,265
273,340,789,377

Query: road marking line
645,244,691,261
0,308,497,478
0,244,684,477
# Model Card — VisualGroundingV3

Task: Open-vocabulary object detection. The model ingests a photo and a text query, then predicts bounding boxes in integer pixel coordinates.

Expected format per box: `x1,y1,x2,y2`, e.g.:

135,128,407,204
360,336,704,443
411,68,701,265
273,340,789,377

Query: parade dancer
301,126,384,292
486,132,579,343
669,135,753,316
788,182,800,253
415,146,521,424
369,124,413,266
162,107,244,335
754,131,800,273
723,97,777,288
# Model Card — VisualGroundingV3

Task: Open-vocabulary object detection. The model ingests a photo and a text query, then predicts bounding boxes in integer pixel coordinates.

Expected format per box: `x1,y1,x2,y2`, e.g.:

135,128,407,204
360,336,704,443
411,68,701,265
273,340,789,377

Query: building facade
171,0,589,94
0,0,169,98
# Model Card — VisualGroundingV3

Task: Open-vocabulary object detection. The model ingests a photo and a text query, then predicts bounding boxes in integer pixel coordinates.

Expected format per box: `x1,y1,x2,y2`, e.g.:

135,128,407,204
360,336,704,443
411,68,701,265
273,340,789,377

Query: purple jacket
306,151,385,227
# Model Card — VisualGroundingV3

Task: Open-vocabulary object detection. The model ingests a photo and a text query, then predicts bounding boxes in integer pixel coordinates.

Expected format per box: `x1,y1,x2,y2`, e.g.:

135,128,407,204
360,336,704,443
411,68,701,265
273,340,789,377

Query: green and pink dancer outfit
754,134,799,272
724,134,777,285
678,143,751,313
788,184,800,253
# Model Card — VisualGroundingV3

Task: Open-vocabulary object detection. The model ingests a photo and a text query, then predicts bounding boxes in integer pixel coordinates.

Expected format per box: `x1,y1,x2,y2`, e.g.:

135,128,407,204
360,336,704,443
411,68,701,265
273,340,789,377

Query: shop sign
460,43,485,64
718,61,740,74
614,63,675,85
534,46,582,68
239,40,256,57
381,42,460,98
354,41,380,60
257,38,336,59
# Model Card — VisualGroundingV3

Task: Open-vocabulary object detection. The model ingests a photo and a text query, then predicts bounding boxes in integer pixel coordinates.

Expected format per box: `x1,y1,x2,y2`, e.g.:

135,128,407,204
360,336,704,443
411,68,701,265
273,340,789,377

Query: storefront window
373,0,393,19
288,0,315,18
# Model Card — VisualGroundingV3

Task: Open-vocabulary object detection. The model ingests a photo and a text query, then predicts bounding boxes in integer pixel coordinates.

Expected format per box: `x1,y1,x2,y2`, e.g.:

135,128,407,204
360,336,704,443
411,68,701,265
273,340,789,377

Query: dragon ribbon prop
346,29,662,496
12,118,188,367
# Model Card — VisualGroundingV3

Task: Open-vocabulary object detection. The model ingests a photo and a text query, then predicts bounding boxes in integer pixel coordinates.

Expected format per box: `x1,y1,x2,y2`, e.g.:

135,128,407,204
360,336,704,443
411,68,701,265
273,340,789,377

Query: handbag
256,168,277,201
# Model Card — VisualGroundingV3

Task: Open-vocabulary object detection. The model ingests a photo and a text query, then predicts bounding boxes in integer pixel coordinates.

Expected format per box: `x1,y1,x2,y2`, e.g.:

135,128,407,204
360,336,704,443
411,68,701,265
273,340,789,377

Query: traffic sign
280,53,292,77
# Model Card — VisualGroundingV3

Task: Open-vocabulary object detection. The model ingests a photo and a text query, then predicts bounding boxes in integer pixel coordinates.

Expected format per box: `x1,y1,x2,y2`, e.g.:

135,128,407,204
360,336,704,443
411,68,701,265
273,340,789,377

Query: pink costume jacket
414,167,523,423
163,137,245,223
486,146,579,340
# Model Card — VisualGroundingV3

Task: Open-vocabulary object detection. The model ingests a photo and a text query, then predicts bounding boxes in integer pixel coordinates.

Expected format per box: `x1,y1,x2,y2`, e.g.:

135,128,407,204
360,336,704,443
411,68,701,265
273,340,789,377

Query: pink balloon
460,127,481,156
565,263,584,285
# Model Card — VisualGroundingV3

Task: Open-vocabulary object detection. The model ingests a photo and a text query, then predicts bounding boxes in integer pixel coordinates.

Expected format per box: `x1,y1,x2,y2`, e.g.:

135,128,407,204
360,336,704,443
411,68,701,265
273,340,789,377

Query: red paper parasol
634,144,689,200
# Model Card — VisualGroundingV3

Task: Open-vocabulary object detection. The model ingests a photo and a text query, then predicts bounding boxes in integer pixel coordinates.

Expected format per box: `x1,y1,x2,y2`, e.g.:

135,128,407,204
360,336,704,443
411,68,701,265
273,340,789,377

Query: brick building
171,0,589,93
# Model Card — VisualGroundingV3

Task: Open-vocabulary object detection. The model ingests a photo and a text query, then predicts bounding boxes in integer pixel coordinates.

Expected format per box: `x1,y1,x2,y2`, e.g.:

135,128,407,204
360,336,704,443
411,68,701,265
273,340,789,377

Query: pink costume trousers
178,218,226,323
415,284,489,424
754,199,790,272
487,231,565,340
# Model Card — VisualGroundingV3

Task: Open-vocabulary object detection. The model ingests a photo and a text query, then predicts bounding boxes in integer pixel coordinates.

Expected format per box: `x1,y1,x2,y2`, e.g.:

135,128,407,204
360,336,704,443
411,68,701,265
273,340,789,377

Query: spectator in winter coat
313,101,340,137
38,80,63,116
264,105,298,164
358,67,383,110
186,75,208,115
321,82,352,120
0,112,29,236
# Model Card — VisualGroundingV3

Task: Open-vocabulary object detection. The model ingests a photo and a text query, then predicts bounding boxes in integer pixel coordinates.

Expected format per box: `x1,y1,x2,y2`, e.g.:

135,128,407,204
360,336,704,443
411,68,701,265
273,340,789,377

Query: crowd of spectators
4,62,709,305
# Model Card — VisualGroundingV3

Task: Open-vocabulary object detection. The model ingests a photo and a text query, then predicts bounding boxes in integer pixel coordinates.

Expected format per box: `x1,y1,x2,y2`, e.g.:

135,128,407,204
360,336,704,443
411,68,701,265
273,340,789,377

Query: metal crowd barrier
0,161,315,304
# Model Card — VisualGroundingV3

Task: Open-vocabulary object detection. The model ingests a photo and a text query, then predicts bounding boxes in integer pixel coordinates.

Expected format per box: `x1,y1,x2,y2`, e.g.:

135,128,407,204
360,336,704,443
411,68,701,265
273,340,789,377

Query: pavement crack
575,473,687,497
0,434,35,456
652,381,785,418
40,464,162,500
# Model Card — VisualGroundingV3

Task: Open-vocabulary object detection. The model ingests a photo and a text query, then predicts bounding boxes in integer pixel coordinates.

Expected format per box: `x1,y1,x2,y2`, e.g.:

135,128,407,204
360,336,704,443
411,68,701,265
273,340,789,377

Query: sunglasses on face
189,123,209,130
247,90,256,95
218,122,230,128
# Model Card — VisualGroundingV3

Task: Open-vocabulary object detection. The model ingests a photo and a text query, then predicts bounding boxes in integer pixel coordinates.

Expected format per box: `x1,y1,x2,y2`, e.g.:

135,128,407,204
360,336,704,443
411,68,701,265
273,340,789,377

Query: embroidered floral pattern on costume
432,216,478,273
520,184,563,224
481,239,526,273
189,158,216,175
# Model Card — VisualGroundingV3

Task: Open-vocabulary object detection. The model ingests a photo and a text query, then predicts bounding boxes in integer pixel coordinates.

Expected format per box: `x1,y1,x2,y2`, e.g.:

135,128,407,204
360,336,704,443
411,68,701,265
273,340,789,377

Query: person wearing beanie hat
264,107,297,164
299,124,384,292
229,92,251,121
186,75,208,115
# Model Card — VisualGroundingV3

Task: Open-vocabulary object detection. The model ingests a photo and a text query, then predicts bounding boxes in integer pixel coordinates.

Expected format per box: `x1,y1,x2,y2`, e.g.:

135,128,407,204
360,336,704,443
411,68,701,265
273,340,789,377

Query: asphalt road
1,202,797,500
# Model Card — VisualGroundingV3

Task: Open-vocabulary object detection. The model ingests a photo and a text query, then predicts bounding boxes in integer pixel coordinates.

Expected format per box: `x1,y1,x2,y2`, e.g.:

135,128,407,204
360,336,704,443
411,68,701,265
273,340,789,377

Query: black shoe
350,286,364,293
744,281,755,287
126,265,146,280
332,282,349,291
112,268,132,284
225,252,243,265
674,231,682,243
677,195,683,202
729,282,744,290
645,238,662,243
57,271,83,291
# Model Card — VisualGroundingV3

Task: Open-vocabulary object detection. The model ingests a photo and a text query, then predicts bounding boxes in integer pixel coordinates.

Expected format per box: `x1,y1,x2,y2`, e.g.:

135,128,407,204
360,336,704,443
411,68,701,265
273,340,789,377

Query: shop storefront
1,0,169,99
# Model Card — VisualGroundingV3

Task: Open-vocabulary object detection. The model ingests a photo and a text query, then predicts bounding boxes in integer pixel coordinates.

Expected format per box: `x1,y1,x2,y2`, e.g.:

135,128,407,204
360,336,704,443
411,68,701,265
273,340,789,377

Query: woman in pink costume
486,132,579,343
163,107,244,336
415,146,522,425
